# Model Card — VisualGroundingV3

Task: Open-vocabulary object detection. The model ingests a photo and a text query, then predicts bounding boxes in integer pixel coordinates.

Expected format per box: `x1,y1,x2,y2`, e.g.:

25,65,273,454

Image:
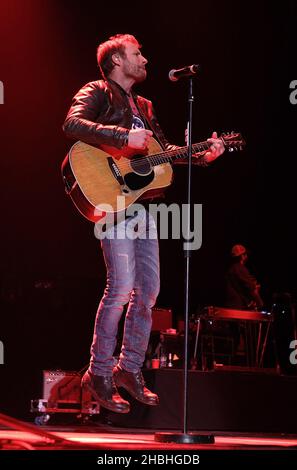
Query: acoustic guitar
61,132,245,222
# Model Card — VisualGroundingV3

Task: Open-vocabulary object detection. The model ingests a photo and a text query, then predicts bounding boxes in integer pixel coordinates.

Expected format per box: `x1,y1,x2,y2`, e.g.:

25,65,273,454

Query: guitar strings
78,134,240,174
115,135,241,172
112,141,211,173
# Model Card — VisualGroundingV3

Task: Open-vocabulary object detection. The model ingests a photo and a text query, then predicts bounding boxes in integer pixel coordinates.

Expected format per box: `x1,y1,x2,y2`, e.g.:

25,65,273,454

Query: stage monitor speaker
43,370,81,405
31,370,100,417
152,307,172,331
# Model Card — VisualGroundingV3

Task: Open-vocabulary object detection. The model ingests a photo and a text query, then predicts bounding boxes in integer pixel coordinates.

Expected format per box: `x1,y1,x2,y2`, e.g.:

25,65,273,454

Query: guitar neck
148,141,211,167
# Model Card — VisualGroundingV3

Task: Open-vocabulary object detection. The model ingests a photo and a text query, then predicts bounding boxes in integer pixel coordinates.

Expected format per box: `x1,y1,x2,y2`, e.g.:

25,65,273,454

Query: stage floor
1,423,297,450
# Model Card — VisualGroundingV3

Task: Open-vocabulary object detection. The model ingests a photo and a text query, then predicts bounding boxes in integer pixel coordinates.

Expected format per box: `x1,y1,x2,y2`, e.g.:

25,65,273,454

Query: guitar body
61,131,244,222
61,138,173,222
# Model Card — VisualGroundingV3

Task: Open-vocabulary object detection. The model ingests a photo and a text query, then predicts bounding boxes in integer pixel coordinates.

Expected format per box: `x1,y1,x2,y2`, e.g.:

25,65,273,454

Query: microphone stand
155,78,214,444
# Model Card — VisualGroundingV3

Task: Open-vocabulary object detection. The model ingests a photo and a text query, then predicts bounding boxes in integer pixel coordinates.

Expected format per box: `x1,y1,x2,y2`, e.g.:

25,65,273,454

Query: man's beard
134,69,147,83
124,63,147,82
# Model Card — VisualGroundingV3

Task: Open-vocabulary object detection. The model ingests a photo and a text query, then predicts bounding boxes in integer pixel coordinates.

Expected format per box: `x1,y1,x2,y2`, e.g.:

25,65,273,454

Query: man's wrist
122,131,130,148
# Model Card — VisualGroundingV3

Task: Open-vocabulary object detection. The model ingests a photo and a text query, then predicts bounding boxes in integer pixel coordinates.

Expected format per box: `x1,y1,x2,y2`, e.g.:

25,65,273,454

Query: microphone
168,64,199,81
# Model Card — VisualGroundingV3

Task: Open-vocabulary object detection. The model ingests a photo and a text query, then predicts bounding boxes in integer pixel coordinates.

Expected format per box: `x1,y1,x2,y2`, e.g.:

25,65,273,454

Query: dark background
0,0,296,418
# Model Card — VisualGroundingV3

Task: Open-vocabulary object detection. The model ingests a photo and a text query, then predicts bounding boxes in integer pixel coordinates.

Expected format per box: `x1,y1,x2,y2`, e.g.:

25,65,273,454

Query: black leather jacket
63,78,172,151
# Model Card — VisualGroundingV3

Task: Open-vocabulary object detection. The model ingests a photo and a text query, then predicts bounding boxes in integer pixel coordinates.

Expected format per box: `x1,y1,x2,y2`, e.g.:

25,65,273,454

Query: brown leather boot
81,370,130,414
113,366,159,406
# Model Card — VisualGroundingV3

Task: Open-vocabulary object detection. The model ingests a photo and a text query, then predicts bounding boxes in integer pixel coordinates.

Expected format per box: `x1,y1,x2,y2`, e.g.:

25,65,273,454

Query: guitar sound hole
124,171,154,191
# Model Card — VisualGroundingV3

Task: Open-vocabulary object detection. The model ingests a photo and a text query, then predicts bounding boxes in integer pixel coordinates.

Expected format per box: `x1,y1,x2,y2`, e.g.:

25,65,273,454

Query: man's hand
127,128,153,149
204,131,225,163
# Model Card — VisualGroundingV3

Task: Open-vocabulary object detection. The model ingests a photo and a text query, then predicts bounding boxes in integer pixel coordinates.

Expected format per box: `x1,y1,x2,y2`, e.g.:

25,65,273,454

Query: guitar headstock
220,132,246,152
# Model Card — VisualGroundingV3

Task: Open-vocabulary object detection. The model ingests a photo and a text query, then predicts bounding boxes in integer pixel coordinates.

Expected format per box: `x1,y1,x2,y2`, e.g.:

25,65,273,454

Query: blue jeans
89,209,160,376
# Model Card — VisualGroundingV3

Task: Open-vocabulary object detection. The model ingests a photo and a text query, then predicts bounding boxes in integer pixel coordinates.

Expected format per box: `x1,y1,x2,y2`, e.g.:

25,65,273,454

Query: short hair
97,34,141,79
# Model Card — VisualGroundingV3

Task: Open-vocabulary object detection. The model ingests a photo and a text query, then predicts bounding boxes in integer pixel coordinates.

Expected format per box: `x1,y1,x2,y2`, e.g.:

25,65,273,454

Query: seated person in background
225,244,264,311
